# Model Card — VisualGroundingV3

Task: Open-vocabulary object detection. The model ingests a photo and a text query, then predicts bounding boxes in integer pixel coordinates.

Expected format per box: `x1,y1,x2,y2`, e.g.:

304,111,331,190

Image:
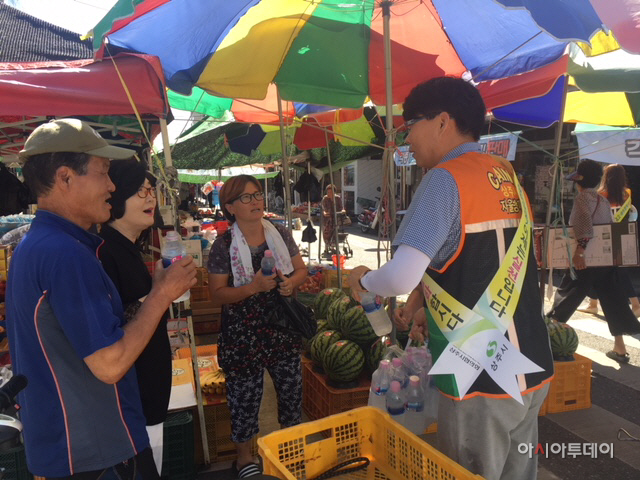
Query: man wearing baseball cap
6,119,197,478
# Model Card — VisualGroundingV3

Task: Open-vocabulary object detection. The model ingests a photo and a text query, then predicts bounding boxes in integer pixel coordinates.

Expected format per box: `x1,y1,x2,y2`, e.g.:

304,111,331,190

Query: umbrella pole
160,118,180,233
308,160,312,264
277,89,293,232
319,177,325,261
325,131,342,289
382,0,397,329
264,175,269,213
540,76,568,301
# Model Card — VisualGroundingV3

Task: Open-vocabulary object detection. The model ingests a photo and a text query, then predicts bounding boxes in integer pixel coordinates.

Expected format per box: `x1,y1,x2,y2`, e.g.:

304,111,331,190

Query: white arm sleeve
359,244,431,297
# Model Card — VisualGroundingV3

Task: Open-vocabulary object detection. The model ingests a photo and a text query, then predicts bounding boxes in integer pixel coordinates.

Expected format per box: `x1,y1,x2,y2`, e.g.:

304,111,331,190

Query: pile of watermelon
546,318,579,361
309,288,391,384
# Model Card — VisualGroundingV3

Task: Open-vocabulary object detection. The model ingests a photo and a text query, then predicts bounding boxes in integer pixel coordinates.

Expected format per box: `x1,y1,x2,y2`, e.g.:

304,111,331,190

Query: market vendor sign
478,131,520,162
575,124,640,166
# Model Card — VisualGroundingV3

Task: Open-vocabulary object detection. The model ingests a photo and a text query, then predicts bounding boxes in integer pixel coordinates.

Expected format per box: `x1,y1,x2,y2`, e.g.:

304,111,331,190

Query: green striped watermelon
310,330,343,367
322,339,365,383
313,288,346,319
340,305,377,346
548,322,579,360
327,296,354,330
367,335,393,372
316,319,329,334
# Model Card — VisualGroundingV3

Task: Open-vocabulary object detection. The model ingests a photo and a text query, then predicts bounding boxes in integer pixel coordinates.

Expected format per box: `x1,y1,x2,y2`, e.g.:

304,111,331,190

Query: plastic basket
162,411,195,480
546,353,592,413
332,254,346,268
302,361,370,420
0,445,33,480
258,406,482,480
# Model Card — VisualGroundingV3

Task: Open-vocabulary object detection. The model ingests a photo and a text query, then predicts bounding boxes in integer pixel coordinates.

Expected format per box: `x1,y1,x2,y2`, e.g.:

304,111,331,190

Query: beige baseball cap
19,118,135,160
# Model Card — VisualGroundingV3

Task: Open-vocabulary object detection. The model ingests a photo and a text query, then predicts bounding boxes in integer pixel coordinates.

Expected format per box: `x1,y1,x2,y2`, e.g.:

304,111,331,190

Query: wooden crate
323,268,352,291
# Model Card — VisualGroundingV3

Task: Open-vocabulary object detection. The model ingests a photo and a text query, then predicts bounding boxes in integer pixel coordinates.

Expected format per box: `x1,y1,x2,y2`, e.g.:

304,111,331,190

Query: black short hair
107,158,156,221
576,159,603,189
402,77,486,141
22,152,90,198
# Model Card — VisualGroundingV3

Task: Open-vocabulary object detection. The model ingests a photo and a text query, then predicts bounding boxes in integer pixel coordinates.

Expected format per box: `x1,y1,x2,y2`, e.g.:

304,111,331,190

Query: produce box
545,353,592,413
323,268,352,291
172,358,195,388
258,406,482,480
302,361,370,420
176,345,226,404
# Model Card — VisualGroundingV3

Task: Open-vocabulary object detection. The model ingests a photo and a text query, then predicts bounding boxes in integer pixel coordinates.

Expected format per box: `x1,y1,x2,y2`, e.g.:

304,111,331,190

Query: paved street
291,224,640,480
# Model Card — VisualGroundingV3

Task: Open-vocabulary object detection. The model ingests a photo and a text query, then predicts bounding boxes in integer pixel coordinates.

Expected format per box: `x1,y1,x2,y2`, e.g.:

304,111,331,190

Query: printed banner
478,132,520,161
576,127,640,166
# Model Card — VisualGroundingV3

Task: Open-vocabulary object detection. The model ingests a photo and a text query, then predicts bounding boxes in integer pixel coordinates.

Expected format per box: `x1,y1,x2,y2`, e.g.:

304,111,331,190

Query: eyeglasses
403,112,441,132
137,186,157,199
233,191,265,204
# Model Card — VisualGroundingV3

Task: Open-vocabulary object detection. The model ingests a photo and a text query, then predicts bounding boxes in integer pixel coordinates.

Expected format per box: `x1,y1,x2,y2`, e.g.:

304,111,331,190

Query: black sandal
606,350,630,363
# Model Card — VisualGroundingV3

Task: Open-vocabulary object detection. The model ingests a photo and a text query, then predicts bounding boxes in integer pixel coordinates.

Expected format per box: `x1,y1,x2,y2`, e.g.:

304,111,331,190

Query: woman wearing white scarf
208,175,307,478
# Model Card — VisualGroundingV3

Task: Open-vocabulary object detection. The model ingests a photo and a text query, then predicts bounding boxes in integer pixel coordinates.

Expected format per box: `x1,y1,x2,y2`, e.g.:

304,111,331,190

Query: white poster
478,131,520,161
575,127,640,166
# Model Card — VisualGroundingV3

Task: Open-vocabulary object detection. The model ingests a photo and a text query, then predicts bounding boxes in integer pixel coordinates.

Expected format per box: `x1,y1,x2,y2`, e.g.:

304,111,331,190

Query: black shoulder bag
268,293,317,339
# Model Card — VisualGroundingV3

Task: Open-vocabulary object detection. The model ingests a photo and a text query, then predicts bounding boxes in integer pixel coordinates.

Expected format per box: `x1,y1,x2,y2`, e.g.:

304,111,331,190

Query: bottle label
162,256,182,268
374,386,389,395
406,402,424,413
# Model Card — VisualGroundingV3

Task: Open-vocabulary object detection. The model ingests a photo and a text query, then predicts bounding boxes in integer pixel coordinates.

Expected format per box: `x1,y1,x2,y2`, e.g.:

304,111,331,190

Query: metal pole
382,0,397,324
307,160,312,263
277,90,293,232
325,131,342,289
160,117,180,232
540,76,569,300
319,176,325,261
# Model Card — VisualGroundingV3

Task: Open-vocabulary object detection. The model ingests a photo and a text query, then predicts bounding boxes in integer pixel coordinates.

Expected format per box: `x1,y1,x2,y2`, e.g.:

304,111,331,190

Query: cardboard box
172,358,194,387
185,239,203,267
548,222,639,268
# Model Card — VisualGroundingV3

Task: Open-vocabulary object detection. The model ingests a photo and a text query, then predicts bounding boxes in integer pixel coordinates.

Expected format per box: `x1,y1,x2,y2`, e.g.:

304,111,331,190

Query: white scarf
230,219,294,287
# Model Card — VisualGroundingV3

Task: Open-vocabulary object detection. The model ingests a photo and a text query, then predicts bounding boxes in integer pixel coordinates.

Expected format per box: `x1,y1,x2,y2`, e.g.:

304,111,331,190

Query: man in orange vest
350,77,553,480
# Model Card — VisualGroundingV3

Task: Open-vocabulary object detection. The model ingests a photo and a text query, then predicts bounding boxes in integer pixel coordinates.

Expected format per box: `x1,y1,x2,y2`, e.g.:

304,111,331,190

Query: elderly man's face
66,156,115,229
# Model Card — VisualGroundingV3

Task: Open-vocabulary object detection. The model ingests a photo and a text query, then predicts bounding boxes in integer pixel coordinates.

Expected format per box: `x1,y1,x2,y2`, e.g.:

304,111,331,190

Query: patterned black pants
225,351,302,443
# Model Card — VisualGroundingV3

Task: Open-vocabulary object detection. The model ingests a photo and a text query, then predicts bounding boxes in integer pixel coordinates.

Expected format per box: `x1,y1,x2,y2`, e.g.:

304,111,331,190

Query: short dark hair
22,152,90,198
107,158,156,221
402,77,486,141
576,159,603,189
219,174,262,223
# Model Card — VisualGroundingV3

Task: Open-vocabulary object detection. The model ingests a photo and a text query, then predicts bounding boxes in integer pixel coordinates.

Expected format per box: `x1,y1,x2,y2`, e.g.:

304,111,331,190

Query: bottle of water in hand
261,250,276,275
360,292,392,336
368,359,391,411
162,231,190,303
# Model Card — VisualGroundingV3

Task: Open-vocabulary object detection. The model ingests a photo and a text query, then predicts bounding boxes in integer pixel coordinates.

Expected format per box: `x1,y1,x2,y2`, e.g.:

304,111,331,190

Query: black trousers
548,267,640,336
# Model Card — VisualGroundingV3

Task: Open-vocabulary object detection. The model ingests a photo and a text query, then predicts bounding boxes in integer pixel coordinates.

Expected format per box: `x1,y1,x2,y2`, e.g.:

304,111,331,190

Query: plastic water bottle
162,231,190,303
386,380,406,425
360,292,392,336
405,375,429,435
261,249,276,275
368,359,391,411
391,357,409,388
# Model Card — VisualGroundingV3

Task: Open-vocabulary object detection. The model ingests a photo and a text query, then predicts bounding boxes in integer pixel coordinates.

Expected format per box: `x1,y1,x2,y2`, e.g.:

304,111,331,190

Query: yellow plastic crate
258,406,483,480
546,353,592,413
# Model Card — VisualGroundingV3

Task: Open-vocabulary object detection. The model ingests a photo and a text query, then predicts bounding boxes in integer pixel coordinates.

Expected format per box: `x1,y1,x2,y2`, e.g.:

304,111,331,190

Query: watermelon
548,322,579,360
313,288,346,319
322,340,365,383
339,305,378,346
367,335,393,372
316,319,329,334
310,330,343,367
327,296,354,330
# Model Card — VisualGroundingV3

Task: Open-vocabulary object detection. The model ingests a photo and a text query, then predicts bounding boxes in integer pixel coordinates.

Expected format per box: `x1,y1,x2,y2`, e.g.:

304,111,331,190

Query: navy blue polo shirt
6,210,149,476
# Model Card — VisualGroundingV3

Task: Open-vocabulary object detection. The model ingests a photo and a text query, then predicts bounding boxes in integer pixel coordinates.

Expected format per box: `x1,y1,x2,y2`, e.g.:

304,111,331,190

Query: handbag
268,294,317,339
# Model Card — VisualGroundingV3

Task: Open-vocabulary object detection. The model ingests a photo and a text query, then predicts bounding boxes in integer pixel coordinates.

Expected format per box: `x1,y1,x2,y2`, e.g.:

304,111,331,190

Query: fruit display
367,335,393,372
310,330,343,367
322,339,365,383
548,321,579,361
338,305,377,346
327,296,354,330
299,270,324,293
200,368,226,395
313,288,347,319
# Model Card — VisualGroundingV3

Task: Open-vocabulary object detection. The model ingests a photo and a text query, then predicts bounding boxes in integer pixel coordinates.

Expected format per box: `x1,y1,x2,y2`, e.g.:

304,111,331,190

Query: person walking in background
547,160,640,363
321,184,345,257
6,119,196,478
207,175,307,479
98,159,171,474
580,163,640,318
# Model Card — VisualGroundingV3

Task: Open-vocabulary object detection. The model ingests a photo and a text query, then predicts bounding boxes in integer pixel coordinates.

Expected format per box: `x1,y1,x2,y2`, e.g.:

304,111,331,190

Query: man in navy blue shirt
6,119,197,478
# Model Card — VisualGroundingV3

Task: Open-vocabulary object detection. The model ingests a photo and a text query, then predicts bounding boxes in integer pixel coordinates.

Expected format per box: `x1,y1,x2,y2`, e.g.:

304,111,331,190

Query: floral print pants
225,351,302,443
